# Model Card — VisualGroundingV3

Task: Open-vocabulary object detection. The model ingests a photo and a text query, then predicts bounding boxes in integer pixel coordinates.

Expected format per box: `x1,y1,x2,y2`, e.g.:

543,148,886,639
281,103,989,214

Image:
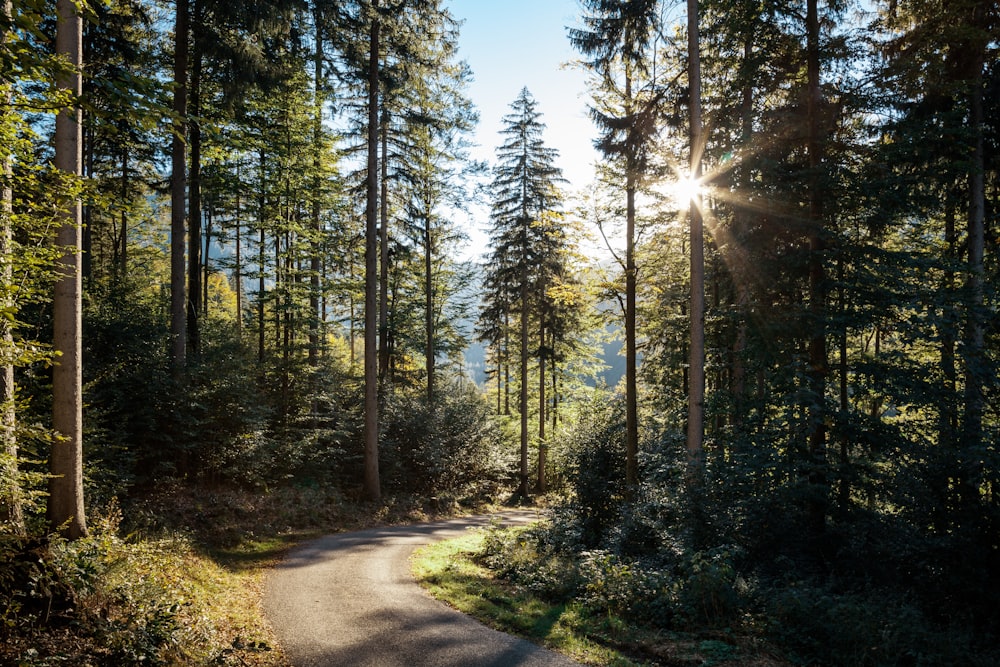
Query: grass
412,530,651,666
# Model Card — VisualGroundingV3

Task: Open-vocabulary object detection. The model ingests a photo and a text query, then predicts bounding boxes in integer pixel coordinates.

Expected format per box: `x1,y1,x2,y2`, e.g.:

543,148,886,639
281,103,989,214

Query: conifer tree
482,88,564,499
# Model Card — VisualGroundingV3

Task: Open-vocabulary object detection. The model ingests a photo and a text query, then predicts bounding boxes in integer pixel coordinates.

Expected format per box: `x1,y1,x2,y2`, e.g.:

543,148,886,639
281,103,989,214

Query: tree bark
805,0,828,535
686,0,705,483
362,0,382,501
170,0,189,371
49,0,87,539
187,8,202,357
0,0,22,531
624,70,639,492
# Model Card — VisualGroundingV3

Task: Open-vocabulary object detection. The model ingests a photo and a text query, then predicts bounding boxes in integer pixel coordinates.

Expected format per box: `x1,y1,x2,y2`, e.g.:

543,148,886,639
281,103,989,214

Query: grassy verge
413,531,670,666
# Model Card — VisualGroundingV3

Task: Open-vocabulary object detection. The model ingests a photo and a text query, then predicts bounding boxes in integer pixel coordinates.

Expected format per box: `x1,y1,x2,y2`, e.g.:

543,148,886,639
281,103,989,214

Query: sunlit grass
412,531,649,666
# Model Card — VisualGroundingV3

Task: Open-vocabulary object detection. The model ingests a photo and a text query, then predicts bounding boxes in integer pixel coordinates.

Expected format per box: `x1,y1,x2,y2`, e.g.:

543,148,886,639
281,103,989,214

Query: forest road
264,509,582,667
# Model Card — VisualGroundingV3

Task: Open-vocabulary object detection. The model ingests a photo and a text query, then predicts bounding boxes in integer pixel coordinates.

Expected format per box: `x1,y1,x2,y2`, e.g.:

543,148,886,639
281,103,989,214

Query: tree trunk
235,181,243,339
258,150,266,364
187,10,202,357
687,0,705,483
378,109,390,383
624,70,639,493
536,312,546,494
0,0,22,530
309,7,323,367
805,0,828,535
362,0,382,501
170,0,189,370
519,265,530,500
424,206,435,404
49,0,87,539
961,49,986,505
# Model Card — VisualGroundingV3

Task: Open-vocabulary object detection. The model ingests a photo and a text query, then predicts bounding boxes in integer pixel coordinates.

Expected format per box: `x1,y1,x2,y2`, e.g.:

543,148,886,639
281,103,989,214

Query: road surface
264,510,581,667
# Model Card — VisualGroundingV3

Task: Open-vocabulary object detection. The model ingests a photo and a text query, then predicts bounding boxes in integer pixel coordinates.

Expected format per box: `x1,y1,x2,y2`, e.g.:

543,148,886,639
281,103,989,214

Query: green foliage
0,512,203,666
380,380,513,499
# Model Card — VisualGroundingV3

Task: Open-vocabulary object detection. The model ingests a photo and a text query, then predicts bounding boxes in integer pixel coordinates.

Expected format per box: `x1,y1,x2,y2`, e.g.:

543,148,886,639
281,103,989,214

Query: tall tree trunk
258,150,266,364
203,204,212,317
362,0,382,501
537,312,546,494
187,11,202,357
806,0,828,535
624,69,639,492
378,109,390,383
0,0,22,530
170,0,189,370
519,264,530,499
49,0,87,539
687,0,705,483
235,181,243,339
309,7,323,367
961,49,986,505
424,206,435,403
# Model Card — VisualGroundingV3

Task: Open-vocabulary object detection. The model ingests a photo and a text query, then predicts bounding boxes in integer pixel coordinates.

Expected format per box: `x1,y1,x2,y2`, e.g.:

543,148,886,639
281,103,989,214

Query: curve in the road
264,511,581,667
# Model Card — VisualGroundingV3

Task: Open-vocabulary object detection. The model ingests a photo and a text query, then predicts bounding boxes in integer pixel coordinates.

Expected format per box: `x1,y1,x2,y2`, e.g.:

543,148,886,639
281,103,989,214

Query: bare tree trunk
687,0,705,484
624,70,639,493
170,0,189,370
187,10,202,357
378,110,390,383
519,268,529,500
258,150,266,364
806,0,828,535
309,7,323,367
424,205,435,403
362,0,382,501
536,313,546,494
49,0,87,539
235,181,243,339
961,50,986,504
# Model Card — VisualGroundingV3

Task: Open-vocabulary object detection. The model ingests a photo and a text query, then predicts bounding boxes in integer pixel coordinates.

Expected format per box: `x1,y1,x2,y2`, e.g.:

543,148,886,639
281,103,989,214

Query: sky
445,0,600,258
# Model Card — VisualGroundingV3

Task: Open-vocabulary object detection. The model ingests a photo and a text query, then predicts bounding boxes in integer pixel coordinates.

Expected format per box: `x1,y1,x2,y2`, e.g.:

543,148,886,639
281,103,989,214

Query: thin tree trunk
187,13,202,357
961,52,986,504
203,204,212,317
258,150,266,364
806,0,828,535
235,181,243,339
309,7,323,367
170,0,189,370
49,0,87,539
363,0,382,501
537,313,546,494
687,0,705,484
378,109,390,383
424,205,435,403
0,0,22,530
519,267,530,500
624,70,639,492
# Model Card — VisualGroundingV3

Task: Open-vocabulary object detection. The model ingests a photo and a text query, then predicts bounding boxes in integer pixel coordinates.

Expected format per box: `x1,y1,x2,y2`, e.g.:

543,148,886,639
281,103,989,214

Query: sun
667,175,704,208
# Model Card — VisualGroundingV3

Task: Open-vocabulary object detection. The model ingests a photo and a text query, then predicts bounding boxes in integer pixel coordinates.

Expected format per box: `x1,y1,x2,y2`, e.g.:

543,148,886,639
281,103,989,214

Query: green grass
412,531,651,666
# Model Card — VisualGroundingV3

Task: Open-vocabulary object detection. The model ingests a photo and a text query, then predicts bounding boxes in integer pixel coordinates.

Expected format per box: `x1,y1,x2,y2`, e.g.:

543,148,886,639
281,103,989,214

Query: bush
380,380,513,499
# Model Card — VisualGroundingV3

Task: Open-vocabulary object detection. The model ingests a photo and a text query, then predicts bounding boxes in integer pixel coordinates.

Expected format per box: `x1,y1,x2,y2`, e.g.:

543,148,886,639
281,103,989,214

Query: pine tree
482,88,564,500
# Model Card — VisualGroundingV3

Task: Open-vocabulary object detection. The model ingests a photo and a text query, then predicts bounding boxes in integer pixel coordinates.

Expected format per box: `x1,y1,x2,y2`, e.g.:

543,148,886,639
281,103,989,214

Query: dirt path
264,510,581,667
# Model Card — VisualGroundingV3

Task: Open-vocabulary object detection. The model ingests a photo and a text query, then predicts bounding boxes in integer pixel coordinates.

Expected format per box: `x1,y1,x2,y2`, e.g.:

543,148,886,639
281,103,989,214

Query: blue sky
447,0,599,195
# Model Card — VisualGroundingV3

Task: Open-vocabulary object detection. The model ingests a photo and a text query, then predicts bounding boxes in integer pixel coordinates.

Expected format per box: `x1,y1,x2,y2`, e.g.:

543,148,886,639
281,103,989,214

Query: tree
686,0,705,487
170,0,189,370
482,88,564,499
570,0,661,491
48,0,87,539
363,0,381,501
0,0,19,531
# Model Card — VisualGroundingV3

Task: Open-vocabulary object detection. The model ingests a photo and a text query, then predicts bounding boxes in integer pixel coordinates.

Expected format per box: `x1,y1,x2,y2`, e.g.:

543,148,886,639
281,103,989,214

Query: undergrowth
1,484,488,666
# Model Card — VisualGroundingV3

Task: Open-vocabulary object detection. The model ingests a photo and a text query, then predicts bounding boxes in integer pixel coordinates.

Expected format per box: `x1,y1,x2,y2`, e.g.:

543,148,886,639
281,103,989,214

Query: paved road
264,510,581,667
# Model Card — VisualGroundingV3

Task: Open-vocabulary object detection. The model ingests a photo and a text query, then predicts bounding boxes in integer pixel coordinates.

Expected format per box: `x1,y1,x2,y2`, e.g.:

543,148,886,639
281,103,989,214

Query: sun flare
668,175,703,207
